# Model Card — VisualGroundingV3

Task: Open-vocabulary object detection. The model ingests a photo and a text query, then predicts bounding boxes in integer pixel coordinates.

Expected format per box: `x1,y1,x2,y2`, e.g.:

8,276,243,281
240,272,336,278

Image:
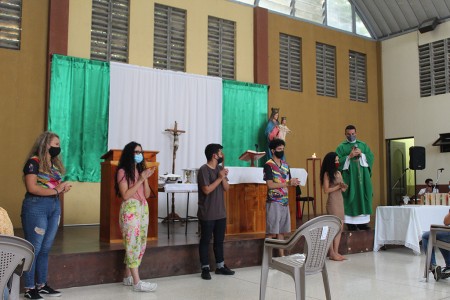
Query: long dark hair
114,141,146,196
320,152,338,186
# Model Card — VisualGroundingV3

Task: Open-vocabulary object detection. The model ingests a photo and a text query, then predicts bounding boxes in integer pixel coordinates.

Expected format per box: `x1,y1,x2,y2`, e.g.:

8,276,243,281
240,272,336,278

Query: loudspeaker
409,146,426,170
419,17,439,34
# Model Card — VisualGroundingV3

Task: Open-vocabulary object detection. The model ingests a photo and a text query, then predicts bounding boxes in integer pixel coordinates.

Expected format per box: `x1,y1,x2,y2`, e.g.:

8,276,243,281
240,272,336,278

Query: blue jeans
199,218,226,267
21,196,61,288
422,230,450,267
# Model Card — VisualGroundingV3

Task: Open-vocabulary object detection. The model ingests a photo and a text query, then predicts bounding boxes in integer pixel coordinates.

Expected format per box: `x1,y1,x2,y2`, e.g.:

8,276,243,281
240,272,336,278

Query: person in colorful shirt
22,131,72,299
263,139,299,256
115,141,157,292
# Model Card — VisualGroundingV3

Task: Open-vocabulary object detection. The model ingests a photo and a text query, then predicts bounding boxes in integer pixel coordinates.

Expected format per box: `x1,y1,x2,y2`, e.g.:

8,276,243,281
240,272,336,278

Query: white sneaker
123,276,133,286
133,281,157,292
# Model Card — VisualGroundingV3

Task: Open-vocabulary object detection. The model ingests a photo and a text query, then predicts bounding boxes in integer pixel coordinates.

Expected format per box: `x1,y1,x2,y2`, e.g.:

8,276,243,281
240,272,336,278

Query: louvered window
294,0,324,24
349,50,367,102
259,0,292,15
0,0,22,50
280,33,302,92
316,42,336,97
208,16,235,80
153,3,186,72
91,0,129,62
419,38,450,97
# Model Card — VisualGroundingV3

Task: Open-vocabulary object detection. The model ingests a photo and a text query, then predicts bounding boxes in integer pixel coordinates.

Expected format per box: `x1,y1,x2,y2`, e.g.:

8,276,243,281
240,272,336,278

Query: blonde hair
26,131,65,174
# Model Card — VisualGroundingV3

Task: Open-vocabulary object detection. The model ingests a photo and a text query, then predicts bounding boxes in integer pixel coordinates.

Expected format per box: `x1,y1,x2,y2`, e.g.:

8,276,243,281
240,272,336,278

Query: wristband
53,188,59,197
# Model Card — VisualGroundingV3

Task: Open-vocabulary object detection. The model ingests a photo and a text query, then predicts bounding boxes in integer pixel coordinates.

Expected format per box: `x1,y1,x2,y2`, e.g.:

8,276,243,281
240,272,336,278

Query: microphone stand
435,169,444,193
392,169,408,205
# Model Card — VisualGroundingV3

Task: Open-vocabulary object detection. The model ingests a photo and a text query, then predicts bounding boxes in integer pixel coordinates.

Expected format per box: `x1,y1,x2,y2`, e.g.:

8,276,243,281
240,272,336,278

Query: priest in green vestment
336,125,374,231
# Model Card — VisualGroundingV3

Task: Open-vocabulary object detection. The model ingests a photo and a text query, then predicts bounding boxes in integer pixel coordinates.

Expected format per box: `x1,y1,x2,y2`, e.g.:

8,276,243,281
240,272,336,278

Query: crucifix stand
163,121,186,223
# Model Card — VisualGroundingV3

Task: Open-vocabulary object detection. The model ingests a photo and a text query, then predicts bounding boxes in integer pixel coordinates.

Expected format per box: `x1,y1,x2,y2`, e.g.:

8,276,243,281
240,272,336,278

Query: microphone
438,168,444,171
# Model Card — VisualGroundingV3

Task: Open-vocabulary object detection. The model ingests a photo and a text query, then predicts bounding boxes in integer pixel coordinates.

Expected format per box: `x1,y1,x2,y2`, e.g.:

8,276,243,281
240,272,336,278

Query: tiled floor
46,248,450,300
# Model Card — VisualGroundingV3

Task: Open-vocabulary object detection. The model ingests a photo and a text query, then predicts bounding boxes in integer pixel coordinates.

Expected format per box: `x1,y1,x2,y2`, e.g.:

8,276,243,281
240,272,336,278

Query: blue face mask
134,153,143,164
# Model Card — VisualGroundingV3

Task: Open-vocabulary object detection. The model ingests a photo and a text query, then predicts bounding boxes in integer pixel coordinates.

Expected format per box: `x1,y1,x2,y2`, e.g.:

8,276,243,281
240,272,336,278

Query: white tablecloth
226,167,307,185
163,183,197,193
374,205,450,255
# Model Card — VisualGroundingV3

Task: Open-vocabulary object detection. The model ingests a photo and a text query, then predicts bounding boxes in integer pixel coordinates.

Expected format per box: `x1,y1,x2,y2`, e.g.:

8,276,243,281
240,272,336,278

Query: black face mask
216,156,223,164
49,146,61,158
274,151,284,159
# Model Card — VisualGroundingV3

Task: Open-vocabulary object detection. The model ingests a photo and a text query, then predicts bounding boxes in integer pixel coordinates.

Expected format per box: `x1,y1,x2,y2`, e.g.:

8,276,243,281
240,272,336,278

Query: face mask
274,151,284,159
346,135,356,143
134,153,143,164
347,135,356,143
335,162,340,168
216,155,223,164
49,146,61,158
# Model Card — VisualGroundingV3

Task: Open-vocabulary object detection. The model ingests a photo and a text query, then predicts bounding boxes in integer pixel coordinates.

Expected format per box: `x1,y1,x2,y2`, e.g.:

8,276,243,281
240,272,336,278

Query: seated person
418,178,439,195
1,207,14,300
422,211,450,281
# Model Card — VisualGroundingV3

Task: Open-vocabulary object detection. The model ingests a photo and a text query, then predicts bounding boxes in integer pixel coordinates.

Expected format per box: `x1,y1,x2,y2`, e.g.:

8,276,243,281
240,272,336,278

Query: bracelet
53,188,59,197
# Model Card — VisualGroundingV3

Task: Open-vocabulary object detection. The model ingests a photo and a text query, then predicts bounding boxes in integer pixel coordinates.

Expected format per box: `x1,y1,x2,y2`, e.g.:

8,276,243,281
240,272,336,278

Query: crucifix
164,121,186,222
165,121,186,173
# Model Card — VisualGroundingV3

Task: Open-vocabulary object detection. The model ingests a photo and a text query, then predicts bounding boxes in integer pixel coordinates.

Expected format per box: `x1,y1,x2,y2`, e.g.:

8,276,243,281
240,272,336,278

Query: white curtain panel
109,62,222,220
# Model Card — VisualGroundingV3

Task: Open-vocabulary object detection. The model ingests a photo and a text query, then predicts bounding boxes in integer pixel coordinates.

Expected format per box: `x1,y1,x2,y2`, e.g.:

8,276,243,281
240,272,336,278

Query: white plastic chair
423,224,450,282
0,235,34,300
260,215,342,300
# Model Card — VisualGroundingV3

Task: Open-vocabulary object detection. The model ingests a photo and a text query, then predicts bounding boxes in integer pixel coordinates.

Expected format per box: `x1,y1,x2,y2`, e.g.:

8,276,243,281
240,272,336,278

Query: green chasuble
336,140,374,216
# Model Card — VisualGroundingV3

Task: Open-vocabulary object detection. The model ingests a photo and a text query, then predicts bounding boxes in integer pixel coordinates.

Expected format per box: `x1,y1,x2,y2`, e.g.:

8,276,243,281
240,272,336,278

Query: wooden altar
225,184,296,235
100,149,159,243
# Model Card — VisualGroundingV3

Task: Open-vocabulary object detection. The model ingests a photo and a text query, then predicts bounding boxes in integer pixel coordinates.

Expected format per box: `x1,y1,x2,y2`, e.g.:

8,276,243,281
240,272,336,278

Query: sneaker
133,281,157,292
215,265,235,275
24,288,43,299
201,267,211,280
442,267,450,279
123,276,133,286
37,284,61,297
434,265,442,281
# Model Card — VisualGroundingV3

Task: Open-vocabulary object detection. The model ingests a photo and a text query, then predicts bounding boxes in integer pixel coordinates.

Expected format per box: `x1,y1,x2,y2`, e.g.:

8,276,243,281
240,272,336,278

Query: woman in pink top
115,141,157,292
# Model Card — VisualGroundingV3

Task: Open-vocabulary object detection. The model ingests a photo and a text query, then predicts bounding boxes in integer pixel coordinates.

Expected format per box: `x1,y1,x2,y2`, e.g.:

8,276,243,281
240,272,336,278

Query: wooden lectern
100,149,159,243
239,150,266,167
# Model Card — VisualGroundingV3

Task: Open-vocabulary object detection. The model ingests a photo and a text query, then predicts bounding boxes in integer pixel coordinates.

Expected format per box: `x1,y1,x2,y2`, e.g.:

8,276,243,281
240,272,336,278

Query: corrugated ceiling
350,0,450,40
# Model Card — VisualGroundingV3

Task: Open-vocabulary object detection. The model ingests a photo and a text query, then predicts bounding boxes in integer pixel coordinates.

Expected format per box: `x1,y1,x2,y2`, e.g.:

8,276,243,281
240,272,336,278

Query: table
161,183,198,239
374,205,450,255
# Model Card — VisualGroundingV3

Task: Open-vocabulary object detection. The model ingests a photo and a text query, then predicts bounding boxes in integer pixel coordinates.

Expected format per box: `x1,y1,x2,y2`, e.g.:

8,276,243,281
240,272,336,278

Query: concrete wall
382,20,450,189
267,12,383,212
0,0,49,227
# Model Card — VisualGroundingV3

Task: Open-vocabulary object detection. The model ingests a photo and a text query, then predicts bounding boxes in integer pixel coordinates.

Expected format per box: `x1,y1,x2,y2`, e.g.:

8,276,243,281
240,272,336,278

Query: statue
164,121,186,222
277,117,291,141
265,108,280,158
165,121,185,174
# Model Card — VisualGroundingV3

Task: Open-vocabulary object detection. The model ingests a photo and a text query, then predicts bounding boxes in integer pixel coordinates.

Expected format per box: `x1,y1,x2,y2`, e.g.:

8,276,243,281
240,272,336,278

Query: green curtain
48,55,110,182
222,80,268,166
